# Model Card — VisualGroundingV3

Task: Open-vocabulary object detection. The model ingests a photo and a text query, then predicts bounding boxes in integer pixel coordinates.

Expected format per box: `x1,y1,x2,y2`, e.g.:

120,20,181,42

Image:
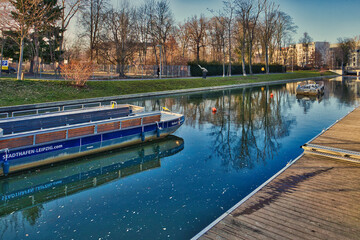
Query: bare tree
79,0,108,61
299,32,313,67
176,23,191,59
208,17,226,76
274,11,297,67
209,0,235,77
336,37,355,68
149,0,174,65
260,0,278,74
186,14,208,62
59,0,85,63
222,0,235,76
234,0,250,76
246,0,265,75
136,1,153,66
101,3,137,77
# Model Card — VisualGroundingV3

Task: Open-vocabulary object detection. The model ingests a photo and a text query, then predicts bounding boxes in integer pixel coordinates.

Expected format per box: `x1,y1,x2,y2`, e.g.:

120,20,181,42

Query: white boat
296,81,324,96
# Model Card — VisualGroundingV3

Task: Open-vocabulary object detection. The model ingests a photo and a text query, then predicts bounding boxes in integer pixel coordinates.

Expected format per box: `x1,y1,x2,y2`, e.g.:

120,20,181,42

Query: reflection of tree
127,78,359,171
207,87,296,171
0,205,43,238
329,79,360,106
22,205,44,226
130,85,298,171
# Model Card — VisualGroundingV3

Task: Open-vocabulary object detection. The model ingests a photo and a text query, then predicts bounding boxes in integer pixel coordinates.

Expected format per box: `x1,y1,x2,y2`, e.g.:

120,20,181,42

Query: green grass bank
0,71,335,107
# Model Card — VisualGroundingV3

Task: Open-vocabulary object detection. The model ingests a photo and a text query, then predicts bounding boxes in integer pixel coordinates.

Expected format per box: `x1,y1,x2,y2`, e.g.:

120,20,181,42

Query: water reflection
0,136,184,230
128,78,360,171
203,87,296,170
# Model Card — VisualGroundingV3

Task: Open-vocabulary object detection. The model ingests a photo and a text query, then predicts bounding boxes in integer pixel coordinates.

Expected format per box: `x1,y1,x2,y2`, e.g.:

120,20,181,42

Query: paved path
194,107,360,240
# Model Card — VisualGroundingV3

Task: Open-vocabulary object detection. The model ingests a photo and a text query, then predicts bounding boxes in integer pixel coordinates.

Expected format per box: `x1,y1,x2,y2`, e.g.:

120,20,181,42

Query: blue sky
113,0,360,43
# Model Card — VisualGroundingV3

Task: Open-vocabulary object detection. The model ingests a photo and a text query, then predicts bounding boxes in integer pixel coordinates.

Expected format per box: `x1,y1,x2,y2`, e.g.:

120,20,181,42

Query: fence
10,63,191,80
94,65,191,79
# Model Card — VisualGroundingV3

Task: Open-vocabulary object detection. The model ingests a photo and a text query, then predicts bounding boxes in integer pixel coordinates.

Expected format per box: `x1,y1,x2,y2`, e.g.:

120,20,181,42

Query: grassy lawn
0,71,335,107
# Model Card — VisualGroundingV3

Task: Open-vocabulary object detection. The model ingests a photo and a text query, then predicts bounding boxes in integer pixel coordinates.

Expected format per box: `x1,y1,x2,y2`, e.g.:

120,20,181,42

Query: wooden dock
196,107,360,240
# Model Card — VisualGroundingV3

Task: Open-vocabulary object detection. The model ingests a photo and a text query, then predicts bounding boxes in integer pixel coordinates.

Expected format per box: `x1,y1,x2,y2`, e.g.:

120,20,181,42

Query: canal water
0,77,359,239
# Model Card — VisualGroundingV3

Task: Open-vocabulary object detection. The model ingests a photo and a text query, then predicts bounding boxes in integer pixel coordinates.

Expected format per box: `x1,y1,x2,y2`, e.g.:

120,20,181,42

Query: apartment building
349,49,360,68
292,42,330,67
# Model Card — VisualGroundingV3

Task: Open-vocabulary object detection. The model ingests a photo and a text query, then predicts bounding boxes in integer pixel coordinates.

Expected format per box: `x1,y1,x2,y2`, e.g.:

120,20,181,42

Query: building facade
292,42,330,68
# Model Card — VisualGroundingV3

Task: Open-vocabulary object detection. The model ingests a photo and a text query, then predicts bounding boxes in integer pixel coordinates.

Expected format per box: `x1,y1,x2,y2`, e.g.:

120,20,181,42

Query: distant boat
296,81,324,96
0,103,184,176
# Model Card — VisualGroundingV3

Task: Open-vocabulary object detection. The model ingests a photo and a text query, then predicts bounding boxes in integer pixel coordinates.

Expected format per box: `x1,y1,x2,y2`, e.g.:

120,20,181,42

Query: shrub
61,61,95,87
188,61,283,77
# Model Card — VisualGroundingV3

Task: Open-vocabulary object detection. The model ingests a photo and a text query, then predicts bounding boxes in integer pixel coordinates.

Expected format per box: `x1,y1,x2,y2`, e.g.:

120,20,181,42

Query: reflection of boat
296,94,323,102
0,103,185,176
0,136,184,216
296,81,324,95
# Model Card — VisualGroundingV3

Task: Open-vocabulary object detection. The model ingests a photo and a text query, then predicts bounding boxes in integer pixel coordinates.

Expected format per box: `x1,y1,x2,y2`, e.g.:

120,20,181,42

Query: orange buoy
212,107,217,113
270,93,274,98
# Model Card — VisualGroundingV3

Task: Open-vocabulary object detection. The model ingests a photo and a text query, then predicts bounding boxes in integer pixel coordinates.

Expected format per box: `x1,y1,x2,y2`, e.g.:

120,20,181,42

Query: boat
0,136,184,216
296,81,324,96
0,102,185,176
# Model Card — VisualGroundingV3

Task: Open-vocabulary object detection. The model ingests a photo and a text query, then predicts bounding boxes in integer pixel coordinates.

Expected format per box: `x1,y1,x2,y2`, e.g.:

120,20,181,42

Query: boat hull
296,81,324,96
0,116,185,176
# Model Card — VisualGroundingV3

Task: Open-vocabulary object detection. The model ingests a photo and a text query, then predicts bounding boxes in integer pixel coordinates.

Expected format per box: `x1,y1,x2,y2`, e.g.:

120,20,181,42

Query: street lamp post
157,45,162,79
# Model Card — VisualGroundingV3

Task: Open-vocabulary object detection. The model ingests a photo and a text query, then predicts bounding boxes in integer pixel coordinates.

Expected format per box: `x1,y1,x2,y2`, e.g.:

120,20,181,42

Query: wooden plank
0,136,33,149
311,108,360,152
121,118,141,128
68,126,94,138
143,115,161,124
35,130,66,144
97,122,120,133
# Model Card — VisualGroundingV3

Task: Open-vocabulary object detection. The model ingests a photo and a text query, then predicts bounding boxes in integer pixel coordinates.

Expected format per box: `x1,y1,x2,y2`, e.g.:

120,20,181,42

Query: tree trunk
196,44,200,62
0,36,4,78
228,27,232,77
144,43,147,66
29,60,34,74
222,41,226,77
34,29,40,76
265,44,270,74
59,31,64,64
249,40,253,75
116,62,121,77
17,37,25,80
242,54,246,76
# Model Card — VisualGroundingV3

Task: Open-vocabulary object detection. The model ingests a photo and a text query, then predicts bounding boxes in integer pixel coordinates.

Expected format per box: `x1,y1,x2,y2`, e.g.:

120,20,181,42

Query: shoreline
0,75,336,113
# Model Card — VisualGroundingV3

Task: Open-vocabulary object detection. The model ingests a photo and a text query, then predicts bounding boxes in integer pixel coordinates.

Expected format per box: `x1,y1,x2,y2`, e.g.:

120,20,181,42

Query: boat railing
3,102,107,119
62,102,102,111
0,111,165,150
12,106,62,118
0,113,8,119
